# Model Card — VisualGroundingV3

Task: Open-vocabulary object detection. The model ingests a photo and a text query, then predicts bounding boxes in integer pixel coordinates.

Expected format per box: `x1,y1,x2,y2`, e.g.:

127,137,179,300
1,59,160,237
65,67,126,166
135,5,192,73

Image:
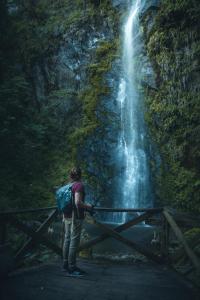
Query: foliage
184,227,200,244
142,0,200,212
0,0,120,210
68,39,120,201
69,39,119,158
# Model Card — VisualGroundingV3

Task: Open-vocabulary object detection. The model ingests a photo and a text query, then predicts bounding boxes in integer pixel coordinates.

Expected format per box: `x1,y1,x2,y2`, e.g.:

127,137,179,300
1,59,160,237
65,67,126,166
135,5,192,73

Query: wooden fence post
163,208,200,272
160,214,170,260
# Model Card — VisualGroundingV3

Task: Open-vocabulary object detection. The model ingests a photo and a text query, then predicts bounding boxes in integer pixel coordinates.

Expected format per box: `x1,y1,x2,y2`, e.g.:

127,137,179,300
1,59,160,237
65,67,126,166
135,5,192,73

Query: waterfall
113,0,153,223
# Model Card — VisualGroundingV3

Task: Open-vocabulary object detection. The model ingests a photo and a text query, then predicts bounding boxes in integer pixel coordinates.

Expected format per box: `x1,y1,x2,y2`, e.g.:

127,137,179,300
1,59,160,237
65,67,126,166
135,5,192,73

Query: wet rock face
77,56,122,207
55,28,112,91
139,1,160,90
33,20,115,104
140,0,200,212
27,2,122,206
142,0,160,13
111,0,129,8
139,52,157,90
24,1,160,209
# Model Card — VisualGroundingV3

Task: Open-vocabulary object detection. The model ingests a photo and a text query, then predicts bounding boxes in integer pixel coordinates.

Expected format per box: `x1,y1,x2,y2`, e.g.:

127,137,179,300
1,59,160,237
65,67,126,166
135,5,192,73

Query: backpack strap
71,182,80,220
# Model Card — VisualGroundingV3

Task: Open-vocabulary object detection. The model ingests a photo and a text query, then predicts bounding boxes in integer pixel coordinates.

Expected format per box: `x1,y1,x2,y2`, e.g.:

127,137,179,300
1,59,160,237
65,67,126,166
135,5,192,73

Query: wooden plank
165,221,170,258
90,216,163,264
34,209,58,235
0,206,162,216
173,237,200,263
163,209,200,271
7,210,62,261
94,207,163,213
146,216,199,228
79,211,154,251
160,215,170,259
15,210,59,260
0,206,58,216
12,220,62,260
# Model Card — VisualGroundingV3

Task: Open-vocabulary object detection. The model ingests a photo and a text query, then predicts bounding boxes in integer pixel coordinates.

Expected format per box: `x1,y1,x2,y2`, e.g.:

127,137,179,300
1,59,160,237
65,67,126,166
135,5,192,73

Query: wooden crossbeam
8,210,62,261
174,237,200,263
163,209,200,271
0,206,57,216
93,208,163,213
79,211,153,251
89,216,163,264
160,214,170,258
0,206,163,216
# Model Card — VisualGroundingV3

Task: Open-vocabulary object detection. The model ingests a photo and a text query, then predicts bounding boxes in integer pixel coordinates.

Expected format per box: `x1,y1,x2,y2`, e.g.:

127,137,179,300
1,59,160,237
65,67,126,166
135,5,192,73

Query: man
62,167,93,276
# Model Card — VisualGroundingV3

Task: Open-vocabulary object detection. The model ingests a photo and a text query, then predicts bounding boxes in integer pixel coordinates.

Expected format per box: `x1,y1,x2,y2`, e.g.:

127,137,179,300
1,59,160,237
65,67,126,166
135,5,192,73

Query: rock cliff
0,0,199,213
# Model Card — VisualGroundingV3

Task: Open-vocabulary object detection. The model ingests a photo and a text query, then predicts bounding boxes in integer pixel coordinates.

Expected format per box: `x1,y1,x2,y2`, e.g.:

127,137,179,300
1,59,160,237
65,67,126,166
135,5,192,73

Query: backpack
55,183,74,214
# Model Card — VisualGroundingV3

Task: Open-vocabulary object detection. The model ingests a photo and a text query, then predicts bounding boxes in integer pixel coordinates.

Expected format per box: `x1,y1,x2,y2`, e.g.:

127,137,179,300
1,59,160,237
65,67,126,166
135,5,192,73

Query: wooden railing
0,206,199,275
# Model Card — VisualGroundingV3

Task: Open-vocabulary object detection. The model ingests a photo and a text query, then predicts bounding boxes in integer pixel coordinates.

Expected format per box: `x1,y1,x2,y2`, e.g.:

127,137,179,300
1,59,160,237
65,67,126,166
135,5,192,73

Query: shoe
68,267,86,277
62,263,68,272
74,267,87,275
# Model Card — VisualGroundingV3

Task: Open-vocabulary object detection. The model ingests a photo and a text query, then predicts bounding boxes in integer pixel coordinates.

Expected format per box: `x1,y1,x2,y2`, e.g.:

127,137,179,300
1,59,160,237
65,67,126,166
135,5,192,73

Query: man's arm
74,192,92,210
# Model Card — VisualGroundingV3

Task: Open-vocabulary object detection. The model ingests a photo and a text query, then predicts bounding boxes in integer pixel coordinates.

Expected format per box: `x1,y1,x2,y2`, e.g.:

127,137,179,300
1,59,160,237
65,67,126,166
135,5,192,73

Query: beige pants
62,218,83,269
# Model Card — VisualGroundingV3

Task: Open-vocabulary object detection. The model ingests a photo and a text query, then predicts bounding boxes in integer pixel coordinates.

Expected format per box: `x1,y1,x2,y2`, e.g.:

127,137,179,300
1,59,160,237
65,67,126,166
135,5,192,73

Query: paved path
0,259,199,300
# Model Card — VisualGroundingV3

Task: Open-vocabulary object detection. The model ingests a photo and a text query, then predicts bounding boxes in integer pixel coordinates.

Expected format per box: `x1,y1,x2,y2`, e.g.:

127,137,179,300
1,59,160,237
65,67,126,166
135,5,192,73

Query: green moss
69,39,119,172
184,228,200,244
70,39,119,195
0,0,121,209
142,0,200,212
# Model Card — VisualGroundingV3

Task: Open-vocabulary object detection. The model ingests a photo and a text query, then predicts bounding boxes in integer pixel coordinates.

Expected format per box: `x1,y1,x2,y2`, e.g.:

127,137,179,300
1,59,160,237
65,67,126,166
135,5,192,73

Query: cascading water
113,0,153,223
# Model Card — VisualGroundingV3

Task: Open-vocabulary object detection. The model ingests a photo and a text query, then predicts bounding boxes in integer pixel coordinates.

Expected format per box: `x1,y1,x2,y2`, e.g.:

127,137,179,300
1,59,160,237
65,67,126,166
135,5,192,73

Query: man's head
70,166,82,181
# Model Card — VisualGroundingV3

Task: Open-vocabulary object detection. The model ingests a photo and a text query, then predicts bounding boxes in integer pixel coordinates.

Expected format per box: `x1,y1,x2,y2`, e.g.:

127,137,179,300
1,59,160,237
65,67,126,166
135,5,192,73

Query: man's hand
86,204,95,216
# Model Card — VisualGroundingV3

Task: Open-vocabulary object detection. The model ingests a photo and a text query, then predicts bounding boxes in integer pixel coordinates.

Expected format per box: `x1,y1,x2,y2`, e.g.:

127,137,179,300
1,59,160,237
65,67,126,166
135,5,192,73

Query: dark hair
69,167,82,181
